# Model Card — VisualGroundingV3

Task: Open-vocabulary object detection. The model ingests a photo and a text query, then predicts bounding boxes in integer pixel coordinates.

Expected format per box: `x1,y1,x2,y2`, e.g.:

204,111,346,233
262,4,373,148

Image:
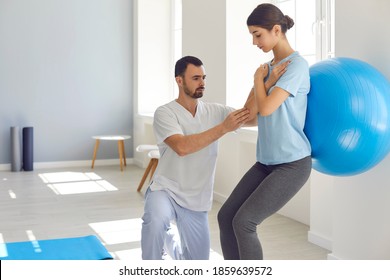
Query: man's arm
165,108,249,156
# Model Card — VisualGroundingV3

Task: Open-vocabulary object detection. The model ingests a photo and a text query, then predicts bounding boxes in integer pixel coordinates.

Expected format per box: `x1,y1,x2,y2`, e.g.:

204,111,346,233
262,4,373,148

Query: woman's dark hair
175,56,203,77
246,3,294,33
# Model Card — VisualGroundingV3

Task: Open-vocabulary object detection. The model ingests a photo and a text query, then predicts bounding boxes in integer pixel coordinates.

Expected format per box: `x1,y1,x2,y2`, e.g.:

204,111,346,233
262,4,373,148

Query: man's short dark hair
174,56,203,77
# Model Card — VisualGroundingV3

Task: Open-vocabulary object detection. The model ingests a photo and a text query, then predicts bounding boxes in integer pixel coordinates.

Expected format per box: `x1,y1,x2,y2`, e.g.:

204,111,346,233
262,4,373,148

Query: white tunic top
150,100,234,211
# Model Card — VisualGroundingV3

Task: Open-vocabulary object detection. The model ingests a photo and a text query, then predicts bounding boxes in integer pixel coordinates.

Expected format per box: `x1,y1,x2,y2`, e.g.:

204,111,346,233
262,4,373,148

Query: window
226,0,335,108
135,0,181,116
172,0,182,99
135,0,334,114
320,0,335,59
275,0,335,65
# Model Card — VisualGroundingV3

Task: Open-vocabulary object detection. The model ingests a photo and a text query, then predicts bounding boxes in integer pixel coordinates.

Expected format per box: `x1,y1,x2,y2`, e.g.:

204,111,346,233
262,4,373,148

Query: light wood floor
0,164,330,260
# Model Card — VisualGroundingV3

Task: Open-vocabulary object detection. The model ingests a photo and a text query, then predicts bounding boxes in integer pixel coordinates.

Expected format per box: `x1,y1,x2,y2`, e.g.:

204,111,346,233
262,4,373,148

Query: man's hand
165,108,250,156
221,108,250,133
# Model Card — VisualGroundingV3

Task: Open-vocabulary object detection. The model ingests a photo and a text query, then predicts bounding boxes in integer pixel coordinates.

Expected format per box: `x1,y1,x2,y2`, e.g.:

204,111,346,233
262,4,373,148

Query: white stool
136,144,160,192
91,135,131,171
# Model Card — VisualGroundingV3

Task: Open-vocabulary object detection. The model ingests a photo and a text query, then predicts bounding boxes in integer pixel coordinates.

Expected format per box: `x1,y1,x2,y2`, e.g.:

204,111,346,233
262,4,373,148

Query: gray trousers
218,156,312,260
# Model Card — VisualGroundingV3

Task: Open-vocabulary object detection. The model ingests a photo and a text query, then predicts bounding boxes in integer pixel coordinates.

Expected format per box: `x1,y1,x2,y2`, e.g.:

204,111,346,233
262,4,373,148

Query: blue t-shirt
256,51,311,165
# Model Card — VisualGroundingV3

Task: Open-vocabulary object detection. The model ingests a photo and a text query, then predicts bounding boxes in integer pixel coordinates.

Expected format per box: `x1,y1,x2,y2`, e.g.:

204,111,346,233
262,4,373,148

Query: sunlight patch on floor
113,248,142,260
0,233,7,258
8,190,16,199
89,218,142,245
47,181,116,195
39,172,100,183
89,218,224,260
38,172,118,195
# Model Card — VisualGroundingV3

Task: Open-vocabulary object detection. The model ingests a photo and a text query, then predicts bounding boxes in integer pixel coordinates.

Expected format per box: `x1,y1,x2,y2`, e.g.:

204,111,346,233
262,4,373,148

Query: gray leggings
218,156,312,260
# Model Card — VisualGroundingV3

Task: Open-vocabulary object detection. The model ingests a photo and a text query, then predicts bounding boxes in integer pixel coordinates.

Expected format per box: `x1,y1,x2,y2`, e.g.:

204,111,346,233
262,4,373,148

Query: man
141,56,251,260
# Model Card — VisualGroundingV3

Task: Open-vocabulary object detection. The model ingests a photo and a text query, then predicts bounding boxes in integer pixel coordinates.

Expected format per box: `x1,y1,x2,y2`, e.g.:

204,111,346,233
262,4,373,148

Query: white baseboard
308,230,333,251
213,191,227,204
0,158,134,171
308,231,340,260
327,253,340,260
0,164,11,171
133,158,144,168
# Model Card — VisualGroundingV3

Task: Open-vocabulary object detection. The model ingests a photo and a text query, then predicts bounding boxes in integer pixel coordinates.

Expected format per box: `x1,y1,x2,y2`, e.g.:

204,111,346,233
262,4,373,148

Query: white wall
134,2,390,259
0,0,134,165
181,0,310,224
226,0,270,107
308,171,334,250
182,0,227,104
132,0,310,223
309,0,390,259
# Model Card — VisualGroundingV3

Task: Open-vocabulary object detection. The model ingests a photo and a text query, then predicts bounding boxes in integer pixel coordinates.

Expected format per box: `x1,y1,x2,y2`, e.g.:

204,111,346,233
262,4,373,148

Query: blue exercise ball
304,57,390,176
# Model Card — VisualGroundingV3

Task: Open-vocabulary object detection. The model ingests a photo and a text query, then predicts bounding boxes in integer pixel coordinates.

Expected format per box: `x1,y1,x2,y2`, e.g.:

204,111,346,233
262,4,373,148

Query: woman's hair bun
284,15,294,30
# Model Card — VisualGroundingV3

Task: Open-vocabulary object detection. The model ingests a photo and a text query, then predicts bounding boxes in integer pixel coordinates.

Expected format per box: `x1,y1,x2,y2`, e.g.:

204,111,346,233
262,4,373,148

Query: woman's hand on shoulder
254,63,269,82
265,60,290,90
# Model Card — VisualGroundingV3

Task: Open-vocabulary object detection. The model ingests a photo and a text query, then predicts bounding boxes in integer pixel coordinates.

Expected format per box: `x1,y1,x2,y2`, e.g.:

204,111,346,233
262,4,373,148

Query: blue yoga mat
0,235,113,260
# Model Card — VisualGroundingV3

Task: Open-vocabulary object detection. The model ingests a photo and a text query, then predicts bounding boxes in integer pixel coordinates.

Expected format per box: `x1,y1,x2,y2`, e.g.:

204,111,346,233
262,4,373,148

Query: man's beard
184,88,203,99
183,84,204,99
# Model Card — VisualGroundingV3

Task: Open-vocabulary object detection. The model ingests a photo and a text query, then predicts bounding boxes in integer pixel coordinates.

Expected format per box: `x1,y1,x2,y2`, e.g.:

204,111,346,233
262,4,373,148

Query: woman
218,3,312,260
